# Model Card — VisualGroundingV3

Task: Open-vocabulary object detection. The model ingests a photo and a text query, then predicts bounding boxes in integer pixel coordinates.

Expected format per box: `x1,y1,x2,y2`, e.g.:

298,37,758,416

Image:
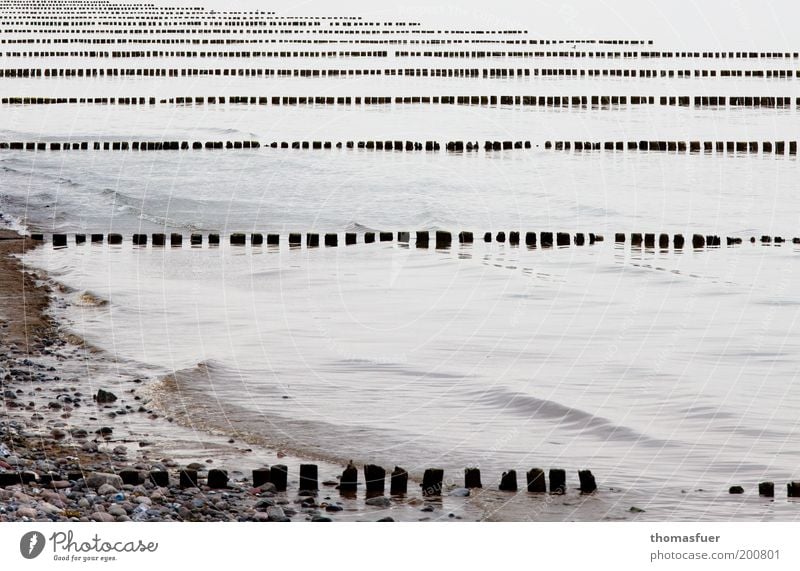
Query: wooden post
499,470,518,491
364,464,386,494
207,469,228,489
421,468,444,496
578,470,597,493
252,468,270,488
340,461,358,494
416,231,429,248
270,464,288,492
180,469,198,489
299,464,318,491
390,466,408,495
464,468,482,488
549,468,566,494
149,471,169,487
526,468,546,493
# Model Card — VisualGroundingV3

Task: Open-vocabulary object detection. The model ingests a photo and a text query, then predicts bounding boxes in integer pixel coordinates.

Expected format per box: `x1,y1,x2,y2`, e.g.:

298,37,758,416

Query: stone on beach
85,472,123,489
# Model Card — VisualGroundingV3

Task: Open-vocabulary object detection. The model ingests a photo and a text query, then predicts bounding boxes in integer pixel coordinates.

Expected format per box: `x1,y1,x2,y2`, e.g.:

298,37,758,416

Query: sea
2,1,800,520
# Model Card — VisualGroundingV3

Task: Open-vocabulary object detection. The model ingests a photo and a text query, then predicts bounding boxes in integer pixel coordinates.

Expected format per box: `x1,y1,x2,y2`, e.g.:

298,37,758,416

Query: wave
100,187,205,231
470,387,676,448
148,360,442,475
343,221,376,232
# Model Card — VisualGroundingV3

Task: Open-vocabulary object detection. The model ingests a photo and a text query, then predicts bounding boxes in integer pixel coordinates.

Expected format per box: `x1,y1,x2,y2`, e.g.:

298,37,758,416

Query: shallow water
4,2,800,520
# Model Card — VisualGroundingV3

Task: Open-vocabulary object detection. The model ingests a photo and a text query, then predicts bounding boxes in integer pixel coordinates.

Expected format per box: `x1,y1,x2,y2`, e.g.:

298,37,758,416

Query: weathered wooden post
436,230,452,249
270,464,288,492
149,471,169,487
340,461,358,494
364,464,386,494
421,468,444,496
549,468,566,494
390,466,408,495
578,470,597,493
464,468,482,488
499,470,518,491
299,464,319,491
527,468,546,493
416,231,429,248
208,469,229,489
179,469,198,489
252,468,270,488
759,482,774,497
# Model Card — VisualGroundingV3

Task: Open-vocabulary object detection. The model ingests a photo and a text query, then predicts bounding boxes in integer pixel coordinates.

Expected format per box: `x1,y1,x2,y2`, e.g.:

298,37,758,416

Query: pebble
16,507,36,518
85,472,123,490
97,483,118,495
266,506,286,521
90,512,114,522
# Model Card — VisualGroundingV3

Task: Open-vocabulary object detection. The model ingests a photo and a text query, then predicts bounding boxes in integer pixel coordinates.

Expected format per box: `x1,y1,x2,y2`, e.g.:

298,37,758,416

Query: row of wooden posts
0,140,529,152
5,466,800,498
0,465,597,495
34,231,605,248
5,49,797,60
34,232,800,249
11,139,800,155
2,67,800,79
0,38,647,47
547,140,800,154
4,95,799,108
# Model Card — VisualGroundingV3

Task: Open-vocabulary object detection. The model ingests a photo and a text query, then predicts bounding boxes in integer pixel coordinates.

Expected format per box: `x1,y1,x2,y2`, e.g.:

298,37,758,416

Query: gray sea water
3,1,800,520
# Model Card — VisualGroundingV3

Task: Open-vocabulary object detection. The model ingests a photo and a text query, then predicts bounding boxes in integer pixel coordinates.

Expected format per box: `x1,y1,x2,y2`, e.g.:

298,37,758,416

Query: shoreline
0,228,526,521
